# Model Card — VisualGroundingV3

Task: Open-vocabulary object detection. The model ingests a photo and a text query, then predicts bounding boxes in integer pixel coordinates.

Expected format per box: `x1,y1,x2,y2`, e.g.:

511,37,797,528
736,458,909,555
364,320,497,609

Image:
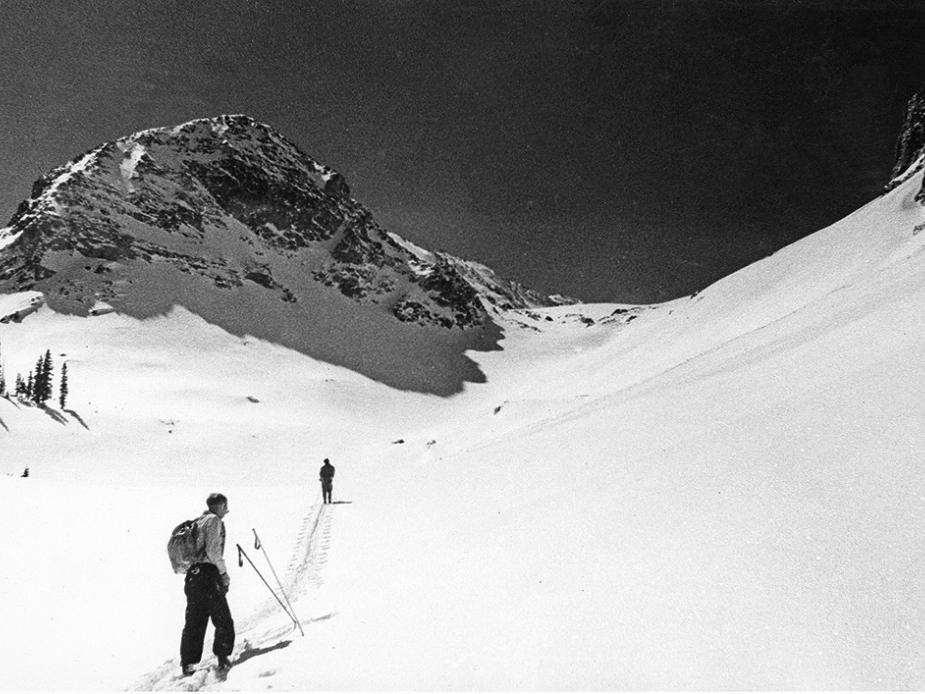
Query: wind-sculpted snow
0,115,569,394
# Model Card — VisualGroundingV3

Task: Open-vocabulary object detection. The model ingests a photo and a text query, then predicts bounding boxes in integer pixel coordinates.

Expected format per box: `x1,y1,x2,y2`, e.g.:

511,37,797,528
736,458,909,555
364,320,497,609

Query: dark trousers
322,480,333,504
180,563,234,666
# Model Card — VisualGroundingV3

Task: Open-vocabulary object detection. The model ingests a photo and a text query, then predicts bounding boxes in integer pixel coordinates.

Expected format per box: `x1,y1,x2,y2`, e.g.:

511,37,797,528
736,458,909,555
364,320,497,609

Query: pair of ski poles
237,528,305,636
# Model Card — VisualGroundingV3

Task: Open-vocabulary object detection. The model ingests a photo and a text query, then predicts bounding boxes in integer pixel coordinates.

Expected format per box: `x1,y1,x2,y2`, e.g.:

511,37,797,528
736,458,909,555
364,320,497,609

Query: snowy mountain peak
0,115,569,393
887,90,925,197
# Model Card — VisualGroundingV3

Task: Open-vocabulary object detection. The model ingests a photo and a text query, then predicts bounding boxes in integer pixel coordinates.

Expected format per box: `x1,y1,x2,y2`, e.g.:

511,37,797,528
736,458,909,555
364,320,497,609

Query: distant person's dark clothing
320,461,335,504
180,505,234,673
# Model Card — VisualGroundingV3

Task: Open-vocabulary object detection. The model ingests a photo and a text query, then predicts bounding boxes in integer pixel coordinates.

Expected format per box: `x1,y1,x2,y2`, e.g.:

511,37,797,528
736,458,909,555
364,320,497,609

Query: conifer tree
31,350,53,404
15,374,24,398
41,350,53,403
0,340,5,397
59,362,69,409
33,356,45,403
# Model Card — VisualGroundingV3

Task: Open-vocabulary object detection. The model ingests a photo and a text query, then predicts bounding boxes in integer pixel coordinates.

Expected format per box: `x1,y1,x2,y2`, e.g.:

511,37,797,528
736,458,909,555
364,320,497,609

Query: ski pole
253,528,304,636
237,543,300,632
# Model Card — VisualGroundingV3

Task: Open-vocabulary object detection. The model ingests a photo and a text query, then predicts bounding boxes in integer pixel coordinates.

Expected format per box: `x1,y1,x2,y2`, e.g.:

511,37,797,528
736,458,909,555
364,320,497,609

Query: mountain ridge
887,90,925,199
0,115,575,394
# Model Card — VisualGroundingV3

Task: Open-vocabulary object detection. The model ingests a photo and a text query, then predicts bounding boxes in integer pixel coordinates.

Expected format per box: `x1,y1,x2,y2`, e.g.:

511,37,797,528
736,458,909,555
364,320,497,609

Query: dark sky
1,1,924,303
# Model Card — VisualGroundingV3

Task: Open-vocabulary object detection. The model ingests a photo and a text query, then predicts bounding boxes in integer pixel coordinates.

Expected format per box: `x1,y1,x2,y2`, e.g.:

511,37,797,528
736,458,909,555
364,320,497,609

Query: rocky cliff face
0,115,572,394
0,115,567,325
887,91,925,202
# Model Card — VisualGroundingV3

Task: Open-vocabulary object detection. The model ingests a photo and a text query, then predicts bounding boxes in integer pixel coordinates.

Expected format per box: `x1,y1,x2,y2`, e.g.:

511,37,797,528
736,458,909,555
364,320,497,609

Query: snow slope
1,171,925,690
0,115,566,396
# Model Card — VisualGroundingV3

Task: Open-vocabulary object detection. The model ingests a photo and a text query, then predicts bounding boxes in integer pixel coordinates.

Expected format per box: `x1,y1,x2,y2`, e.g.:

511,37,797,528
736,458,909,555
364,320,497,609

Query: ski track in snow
130,501,332,691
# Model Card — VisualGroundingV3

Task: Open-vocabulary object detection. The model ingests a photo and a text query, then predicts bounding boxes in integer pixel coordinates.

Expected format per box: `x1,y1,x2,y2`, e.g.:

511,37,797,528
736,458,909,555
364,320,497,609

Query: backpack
167,516,204,574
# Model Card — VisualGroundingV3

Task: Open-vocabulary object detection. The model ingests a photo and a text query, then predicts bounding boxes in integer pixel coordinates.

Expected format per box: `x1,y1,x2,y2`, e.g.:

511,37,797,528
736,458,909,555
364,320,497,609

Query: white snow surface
0,228,23,252
892,152,925,188
386,231,438,266
43,148,102,214
2,172,925,690
119,142,147,190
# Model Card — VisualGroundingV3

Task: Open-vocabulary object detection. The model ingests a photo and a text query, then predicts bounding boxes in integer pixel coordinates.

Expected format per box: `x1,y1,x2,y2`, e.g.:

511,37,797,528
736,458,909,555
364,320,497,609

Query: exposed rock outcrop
887,91,925,201
0,115,571,394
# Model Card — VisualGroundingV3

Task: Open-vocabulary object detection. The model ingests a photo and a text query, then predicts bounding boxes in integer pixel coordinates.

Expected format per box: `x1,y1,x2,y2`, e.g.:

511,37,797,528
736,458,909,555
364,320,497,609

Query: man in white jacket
180,493,234,676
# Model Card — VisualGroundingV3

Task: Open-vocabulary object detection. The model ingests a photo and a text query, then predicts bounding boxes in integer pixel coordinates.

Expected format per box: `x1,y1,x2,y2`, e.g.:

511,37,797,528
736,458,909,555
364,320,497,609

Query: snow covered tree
0,340,5,397
59,362,69,409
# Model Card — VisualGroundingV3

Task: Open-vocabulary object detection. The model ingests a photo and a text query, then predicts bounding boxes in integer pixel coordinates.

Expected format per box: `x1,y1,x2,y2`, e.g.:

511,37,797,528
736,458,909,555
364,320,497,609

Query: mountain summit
888,90,925,199
0,115,570,393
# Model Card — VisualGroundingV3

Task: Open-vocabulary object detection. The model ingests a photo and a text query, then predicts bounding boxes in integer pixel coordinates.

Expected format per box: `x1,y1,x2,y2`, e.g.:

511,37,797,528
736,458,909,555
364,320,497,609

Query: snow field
1,170,925,688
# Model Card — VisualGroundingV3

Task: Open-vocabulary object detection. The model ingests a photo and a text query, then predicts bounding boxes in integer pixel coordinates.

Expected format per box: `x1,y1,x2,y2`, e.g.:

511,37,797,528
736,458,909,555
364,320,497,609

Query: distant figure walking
319,458,335,504
180,493,235,677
